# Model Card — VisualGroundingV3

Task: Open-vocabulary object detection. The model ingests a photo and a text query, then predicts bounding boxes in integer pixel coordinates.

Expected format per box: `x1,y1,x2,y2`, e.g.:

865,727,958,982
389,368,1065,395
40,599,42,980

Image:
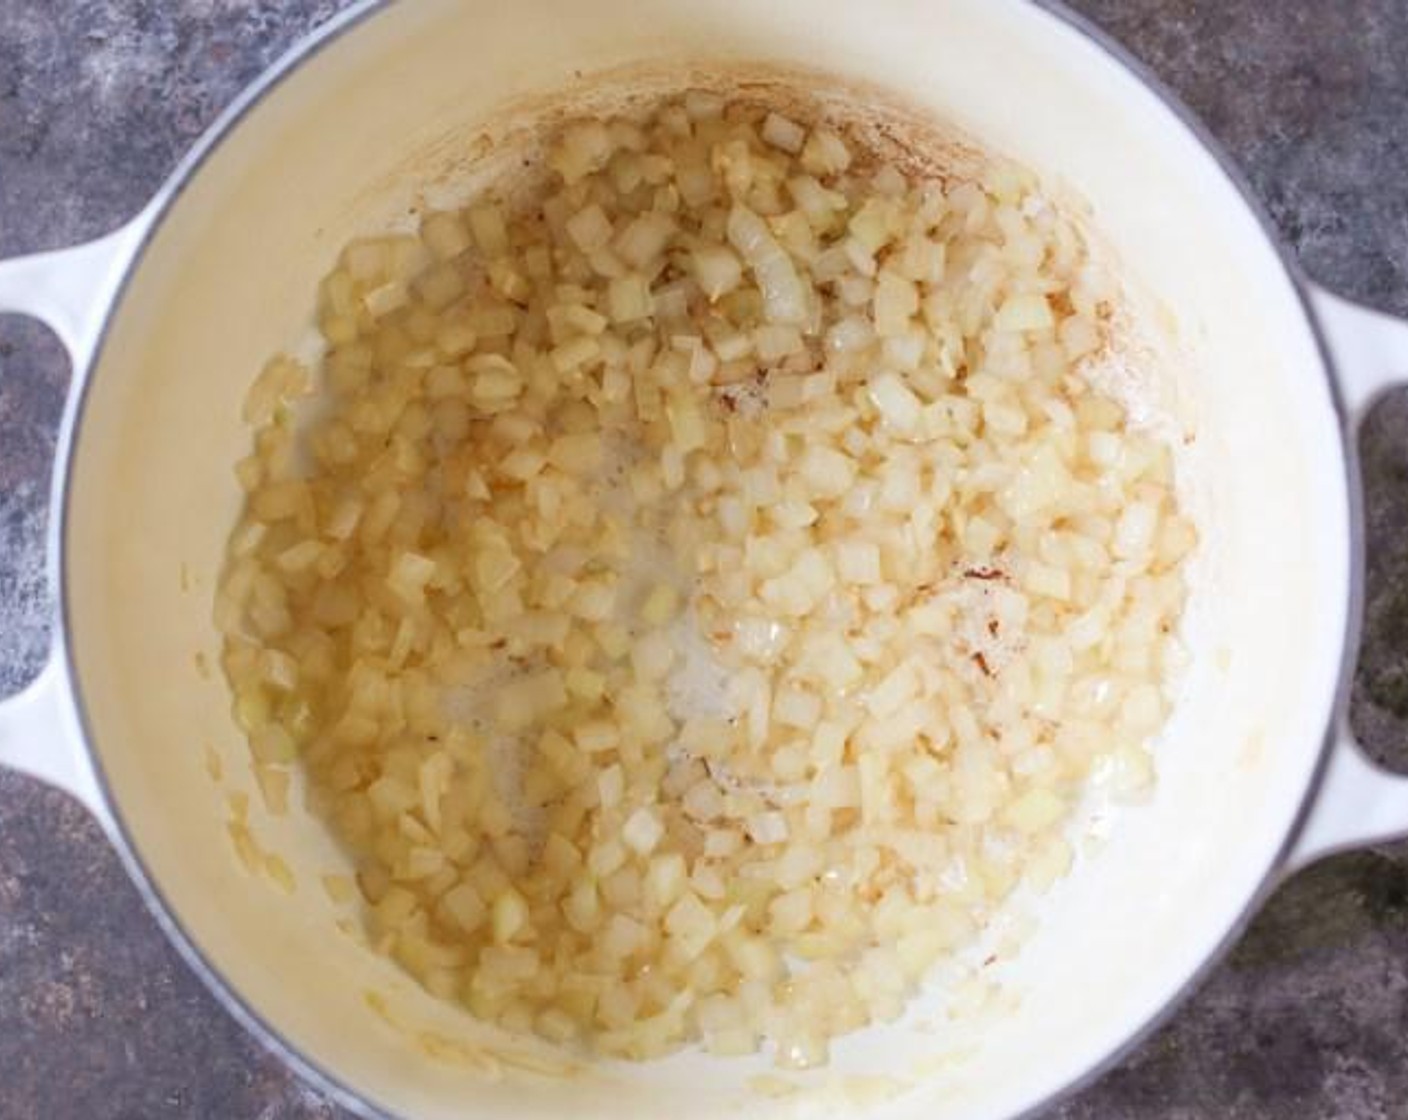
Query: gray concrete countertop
1,2,1406,1117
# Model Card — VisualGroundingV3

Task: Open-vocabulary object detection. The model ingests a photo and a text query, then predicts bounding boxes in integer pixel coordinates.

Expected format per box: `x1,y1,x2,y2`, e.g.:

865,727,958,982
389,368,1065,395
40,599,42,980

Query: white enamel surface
0,218,148,828
1309,286,1408,418
0,657,112,833
0,219,150,366
1285,286,1408,871
1289,720,1408,872
54,1,1356,1118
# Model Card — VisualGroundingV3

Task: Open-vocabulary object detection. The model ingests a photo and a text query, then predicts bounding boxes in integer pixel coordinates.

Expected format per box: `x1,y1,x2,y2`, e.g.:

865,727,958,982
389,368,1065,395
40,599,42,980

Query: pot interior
63,1,1349,1117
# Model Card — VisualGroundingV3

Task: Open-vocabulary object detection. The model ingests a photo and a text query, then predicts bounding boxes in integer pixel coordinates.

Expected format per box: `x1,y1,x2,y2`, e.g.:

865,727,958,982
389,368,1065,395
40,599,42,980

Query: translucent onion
219,89,1192,1074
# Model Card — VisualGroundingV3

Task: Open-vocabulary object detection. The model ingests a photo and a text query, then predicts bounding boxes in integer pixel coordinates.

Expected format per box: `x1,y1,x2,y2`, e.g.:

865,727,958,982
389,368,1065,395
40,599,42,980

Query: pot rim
50,2,1364,1118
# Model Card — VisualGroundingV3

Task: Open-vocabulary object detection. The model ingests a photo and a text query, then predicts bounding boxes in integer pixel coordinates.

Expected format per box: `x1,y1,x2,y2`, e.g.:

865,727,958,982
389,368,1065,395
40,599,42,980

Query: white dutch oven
1,2,1407,1117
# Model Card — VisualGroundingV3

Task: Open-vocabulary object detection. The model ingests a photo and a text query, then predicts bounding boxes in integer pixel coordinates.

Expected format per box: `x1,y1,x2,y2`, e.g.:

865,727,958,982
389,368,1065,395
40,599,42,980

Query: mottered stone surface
0,2,1405,1116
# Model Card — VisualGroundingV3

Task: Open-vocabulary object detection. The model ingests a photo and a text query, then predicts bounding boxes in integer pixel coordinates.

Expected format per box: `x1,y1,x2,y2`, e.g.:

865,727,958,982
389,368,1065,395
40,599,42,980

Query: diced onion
220,89,1191,1073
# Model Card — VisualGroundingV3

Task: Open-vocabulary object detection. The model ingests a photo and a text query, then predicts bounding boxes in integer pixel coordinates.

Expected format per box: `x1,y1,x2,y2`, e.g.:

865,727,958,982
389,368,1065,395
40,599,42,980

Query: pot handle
0,659,113,835
0,221,149,368
0,217,152,837
1286,285,1408,871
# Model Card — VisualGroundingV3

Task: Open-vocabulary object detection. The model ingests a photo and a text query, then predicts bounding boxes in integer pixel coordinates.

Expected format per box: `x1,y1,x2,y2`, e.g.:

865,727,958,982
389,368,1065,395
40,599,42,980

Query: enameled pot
2,2,1407,1117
